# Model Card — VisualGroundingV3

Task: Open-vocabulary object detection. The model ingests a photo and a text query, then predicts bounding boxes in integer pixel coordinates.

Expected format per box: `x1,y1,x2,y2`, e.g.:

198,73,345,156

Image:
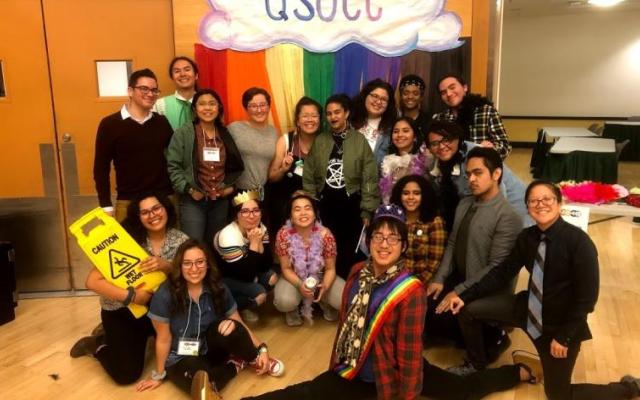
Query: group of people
70,56,640,400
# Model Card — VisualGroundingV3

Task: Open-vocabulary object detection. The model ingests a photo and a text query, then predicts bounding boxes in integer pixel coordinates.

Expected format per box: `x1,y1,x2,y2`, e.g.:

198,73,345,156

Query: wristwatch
151,369,166,381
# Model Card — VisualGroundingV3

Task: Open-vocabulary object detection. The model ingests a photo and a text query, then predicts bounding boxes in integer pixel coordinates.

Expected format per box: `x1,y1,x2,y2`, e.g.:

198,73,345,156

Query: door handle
62,133,72,143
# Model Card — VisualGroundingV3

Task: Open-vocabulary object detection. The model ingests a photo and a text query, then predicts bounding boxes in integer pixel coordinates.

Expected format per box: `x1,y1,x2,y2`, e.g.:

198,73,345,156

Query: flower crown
233,189,260,206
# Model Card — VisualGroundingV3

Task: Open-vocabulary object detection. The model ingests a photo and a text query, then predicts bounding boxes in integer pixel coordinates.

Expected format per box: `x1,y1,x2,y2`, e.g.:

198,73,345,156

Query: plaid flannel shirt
332,262,426,400
434,104,512,159
405,217,447,284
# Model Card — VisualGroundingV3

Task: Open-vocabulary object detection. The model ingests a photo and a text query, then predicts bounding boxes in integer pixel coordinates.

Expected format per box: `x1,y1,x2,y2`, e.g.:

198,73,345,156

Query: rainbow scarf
334,271,422,380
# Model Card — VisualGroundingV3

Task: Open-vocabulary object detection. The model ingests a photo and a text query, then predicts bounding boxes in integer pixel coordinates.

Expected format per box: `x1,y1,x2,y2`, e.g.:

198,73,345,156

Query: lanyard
181,297,202,342
201,126,219,148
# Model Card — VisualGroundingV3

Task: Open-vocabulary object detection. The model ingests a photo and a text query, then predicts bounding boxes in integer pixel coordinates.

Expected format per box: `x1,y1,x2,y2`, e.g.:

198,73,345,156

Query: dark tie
527,234,546,339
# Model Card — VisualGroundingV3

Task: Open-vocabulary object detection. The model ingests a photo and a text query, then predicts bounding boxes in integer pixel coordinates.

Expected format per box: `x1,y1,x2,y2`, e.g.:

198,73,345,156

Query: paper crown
373,204,406,223
233,189,260,206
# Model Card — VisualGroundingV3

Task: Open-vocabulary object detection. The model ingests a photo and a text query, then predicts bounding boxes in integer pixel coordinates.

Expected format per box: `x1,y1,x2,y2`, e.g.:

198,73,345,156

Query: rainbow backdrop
195,43,438,134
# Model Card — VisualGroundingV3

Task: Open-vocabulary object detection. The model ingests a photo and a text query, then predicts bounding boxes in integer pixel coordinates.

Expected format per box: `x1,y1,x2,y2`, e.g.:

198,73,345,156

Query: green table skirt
541,151,618,183
603,124,640,161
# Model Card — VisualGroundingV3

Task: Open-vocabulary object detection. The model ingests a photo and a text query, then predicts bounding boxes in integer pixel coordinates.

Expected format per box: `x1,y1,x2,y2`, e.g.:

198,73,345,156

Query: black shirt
459,217,599,345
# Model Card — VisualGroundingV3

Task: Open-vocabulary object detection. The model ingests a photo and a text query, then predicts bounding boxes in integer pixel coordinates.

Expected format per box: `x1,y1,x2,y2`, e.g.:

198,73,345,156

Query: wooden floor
1,149,640,400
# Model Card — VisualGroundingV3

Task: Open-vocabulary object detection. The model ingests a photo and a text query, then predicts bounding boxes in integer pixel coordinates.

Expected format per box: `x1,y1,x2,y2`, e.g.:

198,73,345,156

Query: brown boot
190,370,223,400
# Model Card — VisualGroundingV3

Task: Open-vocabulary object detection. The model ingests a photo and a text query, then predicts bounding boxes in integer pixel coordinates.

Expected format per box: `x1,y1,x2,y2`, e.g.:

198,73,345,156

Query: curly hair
390,174,441,224
350,79,397,133
169,239,227,316
121,191,177,245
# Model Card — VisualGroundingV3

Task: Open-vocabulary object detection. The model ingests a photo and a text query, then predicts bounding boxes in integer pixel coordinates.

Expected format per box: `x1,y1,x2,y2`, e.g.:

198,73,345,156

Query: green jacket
303,128,380,219
167,122,244,194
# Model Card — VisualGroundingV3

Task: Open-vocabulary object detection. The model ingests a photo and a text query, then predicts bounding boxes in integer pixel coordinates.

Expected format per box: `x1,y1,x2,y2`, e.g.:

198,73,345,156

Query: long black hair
390,175,441,224
388,117,422,155
191,88,227,134
121,191,177,245
350,79,397,134
169,239,226,316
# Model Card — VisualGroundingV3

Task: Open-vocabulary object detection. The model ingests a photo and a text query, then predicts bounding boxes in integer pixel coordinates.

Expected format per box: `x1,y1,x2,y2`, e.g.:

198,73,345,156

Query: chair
615,139,631,160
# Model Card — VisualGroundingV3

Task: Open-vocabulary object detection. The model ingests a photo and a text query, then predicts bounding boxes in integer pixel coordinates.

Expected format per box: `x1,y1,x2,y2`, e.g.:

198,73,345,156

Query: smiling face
246,94,270,125
400,84,423,112
138,196,167,234
296,104,321,135
236,199,262,231
392,120,416,154
369,223,403,272
171,59,198,91
438,76,468,109
290,197,315,229
427,131,459,162
527,184,561,230
400,181,422,215
365,87,390,119
194,94,219,124
181,247,208,286
326,102,349,133
128,76,159,111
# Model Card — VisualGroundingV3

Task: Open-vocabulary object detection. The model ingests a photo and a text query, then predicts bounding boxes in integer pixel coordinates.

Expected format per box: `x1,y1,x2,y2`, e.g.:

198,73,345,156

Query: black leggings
95,307,154,384
244,359,521,400
167,319,259,393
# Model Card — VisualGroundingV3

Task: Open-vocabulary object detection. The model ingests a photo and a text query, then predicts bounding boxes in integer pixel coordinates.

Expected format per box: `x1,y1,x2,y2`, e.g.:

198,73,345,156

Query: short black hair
436,73,467,89
169,56,199,77
242,87,271,109
286,192,320,224
466,146,504,184
388,117,422,155
128,68,157,88
325,93,351,113
365,216,408,253
525,180,563,205
294,96,322,125
121,191,177,245
427,120,465,141
232,199,263,221
390,174,441,223
192,89,225,130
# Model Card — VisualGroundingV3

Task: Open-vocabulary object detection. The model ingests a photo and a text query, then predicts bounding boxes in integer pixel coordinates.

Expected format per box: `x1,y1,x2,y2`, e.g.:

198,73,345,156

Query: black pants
166,319,258,393
95,307,154,384
320,188,365,279
459,292,635,400
244,359,520,400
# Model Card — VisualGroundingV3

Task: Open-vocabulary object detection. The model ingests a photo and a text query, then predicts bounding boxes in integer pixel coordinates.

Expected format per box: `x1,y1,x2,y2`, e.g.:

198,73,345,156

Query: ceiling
504,0,640,17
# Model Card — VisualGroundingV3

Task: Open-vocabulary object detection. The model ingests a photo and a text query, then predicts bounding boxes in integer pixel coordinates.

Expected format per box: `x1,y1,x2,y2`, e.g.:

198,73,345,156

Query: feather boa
379,152,427,204
559,181,628,204
286,220,325,321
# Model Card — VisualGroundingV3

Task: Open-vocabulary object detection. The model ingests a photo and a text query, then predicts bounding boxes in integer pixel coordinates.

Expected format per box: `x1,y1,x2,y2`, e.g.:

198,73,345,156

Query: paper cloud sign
199,0,463,56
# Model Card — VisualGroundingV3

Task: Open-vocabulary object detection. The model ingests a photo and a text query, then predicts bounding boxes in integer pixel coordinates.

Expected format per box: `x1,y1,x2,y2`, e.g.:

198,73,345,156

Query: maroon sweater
93,111,173,207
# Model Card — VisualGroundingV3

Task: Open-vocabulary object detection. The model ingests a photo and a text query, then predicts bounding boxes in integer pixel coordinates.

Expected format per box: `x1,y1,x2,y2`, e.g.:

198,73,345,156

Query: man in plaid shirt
245,205,538,400
434,73,512,160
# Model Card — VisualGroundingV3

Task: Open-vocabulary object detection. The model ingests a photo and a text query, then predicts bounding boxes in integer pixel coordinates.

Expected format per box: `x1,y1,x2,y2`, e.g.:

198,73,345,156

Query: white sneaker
285,311,303,327
241,309,259,323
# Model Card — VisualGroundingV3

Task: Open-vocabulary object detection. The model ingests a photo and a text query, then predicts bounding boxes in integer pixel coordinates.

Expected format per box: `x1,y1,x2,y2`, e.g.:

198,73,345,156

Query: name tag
203,147,220,162
293,160,304,177
177,338,201,356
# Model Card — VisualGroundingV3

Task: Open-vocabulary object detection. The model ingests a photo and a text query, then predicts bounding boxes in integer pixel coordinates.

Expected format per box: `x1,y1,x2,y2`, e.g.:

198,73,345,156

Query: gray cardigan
432,192,522,295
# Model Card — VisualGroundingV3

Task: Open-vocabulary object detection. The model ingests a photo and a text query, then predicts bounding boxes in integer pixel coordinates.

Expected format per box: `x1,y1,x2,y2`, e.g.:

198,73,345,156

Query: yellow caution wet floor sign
69,208,166,318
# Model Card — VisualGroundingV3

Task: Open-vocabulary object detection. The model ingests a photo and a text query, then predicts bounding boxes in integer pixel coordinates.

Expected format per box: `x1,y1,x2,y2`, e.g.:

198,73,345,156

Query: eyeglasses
299,113,320,120
371,233,401,246
428,137,453,149
134,86,161,96
368,92,389,105
182,258,207,269
139,203,164,218
239,208,261,217
247,103,268,111
527,196,557,207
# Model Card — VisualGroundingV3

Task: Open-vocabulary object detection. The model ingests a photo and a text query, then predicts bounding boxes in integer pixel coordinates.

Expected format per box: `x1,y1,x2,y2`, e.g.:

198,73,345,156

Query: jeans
179,194,229,246
244,359,521,400
223,270,276,310
167,319,258,393
273,276,345,312
95,308,154,384
460,292,635,400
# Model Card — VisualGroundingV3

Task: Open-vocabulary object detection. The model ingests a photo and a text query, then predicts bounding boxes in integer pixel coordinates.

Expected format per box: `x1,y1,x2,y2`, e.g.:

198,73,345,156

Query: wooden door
42,0,175,288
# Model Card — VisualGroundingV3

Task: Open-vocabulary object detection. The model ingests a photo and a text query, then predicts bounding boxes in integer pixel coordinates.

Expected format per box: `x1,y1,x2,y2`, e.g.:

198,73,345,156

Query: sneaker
446,360,478,376
285,311,303,327
69,335,104,358
318,302,338,322
512,350,543,384
620,375,640,397
190,370,223,400
241,309,259,323
227,356,249,373
248,356,285,377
